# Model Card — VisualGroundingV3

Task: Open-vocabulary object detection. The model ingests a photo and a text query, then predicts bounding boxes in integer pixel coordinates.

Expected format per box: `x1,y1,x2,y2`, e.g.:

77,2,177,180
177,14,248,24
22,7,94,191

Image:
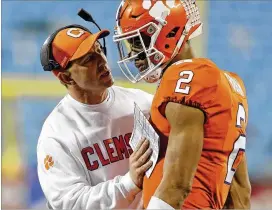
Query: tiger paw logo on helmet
142,0,177,13
44,155,54,170
113,0,202,83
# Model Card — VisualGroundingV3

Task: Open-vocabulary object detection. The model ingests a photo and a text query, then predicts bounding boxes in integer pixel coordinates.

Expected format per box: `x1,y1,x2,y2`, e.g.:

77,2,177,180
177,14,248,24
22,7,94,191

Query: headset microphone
78,8,107,56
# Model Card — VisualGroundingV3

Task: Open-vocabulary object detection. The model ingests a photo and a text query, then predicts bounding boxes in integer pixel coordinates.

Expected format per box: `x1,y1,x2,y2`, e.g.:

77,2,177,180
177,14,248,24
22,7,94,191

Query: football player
113,0,251,209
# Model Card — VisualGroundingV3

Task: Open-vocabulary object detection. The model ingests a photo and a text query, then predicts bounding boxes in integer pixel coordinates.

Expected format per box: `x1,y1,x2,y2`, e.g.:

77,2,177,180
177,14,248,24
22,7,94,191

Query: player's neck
168,47,195,66
68,87,109,105
170,55,182,65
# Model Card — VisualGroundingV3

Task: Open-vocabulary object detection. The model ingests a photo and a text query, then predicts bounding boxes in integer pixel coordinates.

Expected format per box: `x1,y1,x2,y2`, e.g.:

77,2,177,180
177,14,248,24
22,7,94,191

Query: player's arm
147,102,204,209
37,136,151,210
224,155,251,209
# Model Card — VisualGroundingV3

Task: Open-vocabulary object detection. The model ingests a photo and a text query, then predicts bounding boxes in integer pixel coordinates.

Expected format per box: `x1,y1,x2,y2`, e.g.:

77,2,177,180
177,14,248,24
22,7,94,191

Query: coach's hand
129,138,153,189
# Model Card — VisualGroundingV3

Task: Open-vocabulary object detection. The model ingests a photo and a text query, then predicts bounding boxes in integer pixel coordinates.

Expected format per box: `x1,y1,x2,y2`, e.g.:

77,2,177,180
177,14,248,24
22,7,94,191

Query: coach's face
68,42,114,91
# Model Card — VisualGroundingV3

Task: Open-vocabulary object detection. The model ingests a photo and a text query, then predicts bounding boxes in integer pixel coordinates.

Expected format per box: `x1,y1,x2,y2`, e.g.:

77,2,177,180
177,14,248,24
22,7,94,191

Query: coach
37,24,153,209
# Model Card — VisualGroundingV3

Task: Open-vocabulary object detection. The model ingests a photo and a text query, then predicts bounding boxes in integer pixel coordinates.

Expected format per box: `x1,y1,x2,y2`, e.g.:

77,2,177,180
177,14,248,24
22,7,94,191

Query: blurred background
2,0,272,209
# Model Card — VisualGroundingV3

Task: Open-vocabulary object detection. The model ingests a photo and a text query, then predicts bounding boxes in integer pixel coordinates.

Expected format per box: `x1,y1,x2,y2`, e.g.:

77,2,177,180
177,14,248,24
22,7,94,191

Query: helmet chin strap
144,11,170,83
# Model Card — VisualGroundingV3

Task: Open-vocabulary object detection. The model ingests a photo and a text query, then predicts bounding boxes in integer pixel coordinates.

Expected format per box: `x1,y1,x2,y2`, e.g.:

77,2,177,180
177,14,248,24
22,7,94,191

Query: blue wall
2,1,122,76
208,1,272,179
2,1,272,207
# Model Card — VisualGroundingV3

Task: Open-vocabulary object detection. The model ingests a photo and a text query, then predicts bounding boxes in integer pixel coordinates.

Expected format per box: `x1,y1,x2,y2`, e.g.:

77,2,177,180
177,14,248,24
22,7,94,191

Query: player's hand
129,138,153,189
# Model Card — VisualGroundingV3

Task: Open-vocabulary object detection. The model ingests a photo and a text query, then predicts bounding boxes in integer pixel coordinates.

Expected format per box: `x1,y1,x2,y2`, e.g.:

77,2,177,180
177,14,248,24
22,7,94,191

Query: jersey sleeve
37,136,141,210
157,60,219,116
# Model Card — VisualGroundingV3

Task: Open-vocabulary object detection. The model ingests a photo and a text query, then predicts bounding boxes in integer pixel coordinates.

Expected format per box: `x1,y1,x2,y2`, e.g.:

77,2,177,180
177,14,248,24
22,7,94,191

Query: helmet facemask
113,22,165,83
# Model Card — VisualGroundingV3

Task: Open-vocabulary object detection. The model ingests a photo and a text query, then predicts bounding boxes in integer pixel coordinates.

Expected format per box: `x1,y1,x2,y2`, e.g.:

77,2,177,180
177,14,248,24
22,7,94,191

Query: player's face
127,35,150,73
69,42,114,91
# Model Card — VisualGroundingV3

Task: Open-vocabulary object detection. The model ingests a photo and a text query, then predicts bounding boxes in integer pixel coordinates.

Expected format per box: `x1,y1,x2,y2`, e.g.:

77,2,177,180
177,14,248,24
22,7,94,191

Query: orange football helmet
113,0,203,83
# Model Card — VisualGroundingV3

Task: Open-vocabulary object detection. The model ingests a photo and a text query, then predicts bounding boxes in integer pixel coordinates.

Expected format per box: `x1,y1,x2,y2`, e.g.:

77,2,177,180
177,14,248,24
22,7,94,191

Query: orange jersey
143,58,248,209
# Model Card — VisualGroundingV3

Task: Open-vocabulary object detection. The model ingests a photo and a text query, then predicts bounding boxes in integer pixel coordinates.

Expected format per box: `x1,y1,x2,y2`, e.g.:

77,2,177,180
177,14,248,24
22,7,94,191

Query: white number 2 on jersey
225,103,246,184
174,70,194,94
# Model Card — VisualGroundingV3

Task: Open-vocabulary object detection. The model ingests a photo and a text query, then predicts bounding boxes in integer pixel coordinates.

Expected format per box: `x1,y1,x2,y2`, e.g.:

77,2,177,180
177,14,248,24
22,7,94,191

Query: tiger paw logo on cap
44,155,54,170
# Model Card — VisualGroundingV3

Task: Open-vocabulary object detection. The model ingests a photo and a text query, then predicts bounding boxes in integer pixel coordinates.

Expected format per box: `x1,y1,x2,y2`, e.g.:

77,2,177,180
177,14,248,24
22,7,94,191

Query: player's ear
55,70,76,86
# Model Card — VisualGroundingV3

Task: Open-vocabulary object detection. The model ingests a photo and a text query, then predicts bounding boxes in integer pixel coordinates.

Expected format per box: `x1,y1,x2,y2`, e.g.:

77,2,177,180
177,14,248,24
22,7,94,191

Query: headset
41,9,107,72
